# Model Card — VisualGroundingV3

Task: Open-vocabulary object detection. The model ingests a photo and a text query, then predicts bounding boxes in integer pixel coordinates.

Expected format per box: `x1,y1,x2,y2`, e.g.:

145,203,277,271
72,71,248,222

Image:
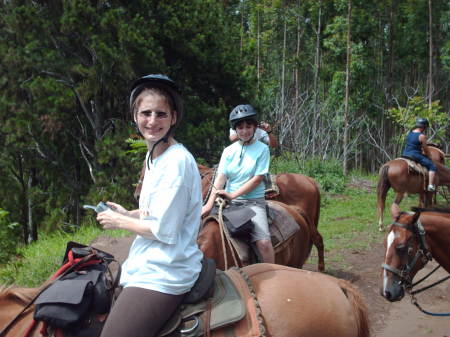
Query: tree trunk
427,0,433,109
312,0,322,157
343,0,352,175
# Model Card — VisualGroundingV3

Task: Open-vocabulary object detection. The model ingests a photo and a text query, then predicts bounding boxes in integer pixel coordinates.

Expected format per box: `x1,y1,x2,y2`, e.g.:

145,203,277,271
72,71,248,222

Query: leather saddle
157,259,248,337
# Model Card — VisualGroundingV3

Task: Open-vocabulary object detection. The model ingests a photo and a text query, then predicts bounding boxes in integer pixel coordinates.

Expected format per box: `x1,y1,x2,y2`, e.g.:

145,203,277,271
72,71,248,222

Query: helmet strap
147,129,171,167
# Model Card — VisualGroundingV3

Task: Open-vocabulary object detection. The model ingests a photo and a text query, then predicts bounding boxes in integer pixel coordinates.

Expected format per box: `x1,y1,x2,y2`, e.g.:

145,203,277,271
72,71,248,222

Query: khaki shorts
234,198,270,242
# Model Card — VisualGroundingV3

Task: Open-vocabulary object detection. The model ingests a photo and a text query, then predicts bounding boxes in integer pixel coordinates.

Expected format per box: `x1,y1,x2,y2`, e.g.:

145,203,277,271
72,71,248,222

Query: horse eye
396,245,407,255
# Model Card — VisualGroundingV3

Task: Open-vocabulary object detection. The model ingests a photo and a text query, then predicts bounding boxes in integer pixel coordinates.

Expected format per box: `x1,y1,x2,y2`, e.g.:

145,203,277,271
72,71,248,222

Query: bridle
381,217,432,288
382,214,450,316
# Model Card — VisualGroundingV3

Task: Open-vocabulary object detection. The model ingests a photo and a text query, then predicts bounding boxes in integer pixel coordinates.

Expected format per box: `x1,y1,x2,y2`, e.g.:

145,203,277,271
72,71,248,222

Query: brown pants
100,286,184,337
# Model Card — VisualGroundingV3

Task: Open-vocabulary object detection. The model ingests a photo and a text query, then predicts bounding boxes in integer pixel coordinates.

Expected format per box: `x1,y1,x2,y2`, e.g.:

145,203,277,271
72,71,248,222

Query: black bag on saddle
33,242,119,336
214,202,256,238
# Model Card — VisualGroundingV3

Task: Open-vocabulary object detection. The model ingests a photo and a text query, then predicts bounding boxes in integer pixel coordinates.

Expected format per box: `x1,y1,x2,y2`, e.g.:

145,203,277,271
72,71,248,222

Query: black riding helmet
415,117,429,129
129,74,183,132
229,104,258,129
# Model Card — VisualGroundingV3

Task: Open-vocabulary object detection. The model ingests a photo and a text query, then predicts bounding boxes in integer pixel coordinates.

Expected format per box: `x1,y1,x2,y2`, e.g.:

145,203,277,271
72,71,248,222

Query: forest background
0,0,449,263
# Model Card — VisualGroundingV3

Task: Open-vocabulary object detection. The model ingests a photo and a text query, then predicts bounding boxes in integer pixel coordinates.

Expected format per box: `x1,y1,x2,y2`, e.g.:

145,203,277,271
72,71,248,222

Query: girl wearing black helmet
202,104,275,263
402,117,436,191
97,74,203,337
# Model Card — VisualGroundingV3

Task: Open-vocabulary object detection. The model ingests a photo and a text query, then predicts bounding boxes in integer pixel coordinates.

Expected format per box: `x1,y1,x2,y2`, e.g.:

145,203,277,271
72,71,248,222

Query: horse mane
411,206,450,214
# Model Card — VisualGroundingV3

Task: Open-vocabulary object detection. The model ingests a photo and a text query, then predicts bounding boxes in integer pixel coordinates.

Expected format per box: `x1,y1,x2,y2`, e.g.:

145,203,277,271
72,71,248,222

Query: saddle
157,265,263,337
399,156,429,175
203,200,299,264
398,157,428,190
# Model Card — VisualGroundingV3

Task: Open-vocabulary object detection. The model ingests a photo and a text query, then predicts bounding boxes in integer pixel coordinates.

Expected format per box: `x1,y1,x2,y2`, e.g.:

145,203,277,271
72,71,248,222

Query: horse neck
422,213,450,273
0,293,40,337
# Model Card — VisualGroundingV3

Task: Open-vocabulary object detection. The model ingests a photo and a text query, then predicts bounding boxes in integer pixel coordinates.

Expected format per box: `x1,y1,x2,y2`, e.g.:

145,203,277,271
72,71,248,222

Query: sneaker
427,184,436,192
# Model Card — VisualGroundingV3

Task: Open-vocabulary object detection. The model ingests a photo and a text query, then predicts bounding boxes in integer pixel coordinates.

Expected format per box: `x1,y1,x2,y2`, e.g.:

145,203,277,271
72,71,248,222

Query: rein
201,166,218,206
382,219,450,316
216,198,240,270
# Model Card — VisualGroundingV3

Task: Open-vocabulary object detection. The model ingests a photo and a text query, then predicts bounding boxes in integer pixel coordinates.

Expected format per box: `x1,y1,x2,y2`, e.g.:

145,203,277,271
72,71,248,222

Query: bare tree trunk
281,15,287,115
27,168,37,243
427,0,433,109
257,8,261,93
312,0,322,156
343,0,352,175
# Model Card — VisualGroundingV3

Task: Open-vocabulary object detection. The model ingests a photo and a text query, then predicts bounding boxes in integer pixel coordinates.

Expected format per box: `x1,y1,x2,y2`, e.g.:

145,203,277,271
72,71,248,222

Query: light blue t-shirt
120,143,203,295
218,140,270,199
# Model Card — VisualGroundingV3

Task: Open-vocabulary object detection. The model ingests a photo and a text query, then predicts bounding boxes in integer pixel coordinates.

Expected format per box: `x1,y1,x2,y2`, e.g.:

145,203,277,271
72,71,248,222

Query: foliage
0,210,20,263
386,96,449,143
271,153,346,194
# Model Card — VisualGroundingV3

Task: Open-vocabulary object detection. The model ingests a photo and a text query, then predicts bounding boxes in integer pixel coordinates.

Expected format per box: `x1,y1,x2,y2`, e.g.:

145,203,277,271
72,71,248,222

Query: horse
0,263,370,337
380,207,450,303
376,145,450,231
197,164,325,271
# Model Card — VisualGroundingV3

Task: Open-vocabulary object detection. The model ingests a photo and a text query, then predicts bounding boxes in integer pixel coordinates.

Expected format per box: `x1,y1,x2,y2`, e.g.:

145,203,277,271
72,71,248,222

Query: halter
382,216,450,316
381,219,432,288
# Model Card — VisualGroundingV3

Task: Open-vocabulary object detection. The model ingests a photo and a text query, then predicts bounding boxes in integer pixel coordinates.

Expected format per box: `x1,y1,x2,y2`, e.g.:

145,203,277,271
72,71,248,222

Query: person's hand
216,190,233,200
259,122,272,133
97,209,122,230
106,201,127,215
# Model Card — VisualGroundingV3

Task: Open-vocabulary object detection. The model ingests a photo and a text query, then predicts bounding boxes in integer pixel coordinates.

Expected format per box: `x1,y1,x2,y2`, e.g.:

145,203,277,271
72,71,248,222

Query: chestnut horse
380,208,450,302
376,146,450,231
198,164,325,271
0,264,369,337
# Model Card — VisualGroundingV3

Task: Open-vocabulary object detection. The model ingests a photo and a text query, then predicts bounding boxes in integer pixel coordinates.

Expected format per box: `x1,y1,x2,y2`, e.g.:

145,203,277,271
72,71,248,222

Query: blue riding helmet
229,104,258,129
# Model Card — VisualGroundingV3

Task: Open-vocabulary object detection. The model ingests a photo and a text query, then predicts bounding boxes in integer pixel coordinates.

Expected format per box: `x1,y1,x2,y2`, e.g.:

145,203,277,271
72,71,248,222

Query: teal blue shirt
218,140,270,199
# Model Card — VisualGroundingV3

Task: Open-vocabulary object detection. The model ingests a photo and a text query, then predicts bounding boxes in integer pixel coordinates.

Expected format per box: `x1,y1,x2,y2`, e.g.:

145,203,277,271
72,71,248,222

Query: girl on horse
202,104,275,263
96,74,203,337
402,117,437,192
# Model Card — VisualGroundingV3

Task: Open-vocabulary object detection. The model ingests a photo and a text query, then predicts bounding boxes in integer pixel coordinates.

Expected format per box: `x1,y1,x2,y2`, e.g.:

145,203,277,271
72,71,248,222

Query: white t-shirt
229,127,270,145
120,143,203,295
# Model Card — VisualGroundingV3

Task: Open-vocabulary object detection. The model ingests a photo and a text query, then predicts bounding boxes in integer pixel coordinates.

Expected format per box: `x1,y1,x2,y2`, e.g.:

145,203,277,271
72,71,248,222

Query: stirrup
427,184,436,192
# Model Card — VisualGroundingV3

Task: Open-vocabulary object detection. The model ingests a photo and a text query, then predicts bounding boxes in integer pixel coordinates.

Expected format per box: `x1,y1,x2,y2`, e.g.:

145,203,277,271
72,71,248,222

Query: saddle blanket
231,200,300,263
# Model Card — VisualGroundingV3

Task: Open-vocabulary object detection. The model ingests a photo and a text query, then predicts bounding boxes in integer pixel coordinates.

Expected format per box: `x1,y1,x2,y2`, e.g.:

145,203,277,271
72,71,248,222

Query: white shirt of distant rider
120,143,203,295
229,127,270,145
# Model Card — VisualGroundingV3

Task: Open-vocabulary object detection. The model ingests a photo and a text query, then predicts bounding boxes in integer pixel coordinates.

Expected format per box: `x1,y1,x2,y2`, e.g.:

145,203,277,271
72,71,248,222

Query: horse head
380,210,432,302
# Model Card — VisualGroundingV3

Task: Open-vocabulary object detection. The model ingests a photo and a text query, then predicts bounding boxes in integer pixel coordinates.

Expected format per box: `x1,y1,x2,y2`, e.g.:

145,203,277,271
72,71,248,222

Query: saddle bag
33,242,119,335
213,202,256,238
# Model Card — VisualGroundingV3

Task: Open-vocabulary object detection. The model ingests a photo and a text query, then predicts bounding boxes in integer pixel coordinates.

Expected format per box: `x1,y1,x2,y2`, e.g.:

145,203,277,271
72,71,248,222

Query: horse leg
390,193,403,220
311,227,325,272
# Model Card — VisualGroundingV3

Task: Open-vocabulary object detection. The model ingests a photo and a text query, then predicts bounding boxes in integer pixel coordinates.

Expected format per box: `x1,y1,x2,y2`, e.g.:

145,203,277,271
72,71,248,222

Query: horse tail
376,164,390,218
337,279,370,337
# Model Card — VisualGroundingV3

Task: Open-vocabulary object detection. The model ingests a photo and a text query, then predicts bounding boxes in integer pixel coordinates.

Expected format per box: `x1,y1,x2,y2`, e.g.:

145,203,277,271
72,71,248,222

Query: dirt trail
90,235,450,337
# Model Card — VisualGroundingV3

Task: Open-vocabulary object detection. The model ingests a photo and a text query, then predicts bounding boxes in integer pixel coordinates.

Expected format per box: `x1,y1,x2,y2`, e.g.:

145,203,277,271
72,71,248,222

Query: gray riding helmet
415,117,429,128
229,104,258,129
129,74,184,132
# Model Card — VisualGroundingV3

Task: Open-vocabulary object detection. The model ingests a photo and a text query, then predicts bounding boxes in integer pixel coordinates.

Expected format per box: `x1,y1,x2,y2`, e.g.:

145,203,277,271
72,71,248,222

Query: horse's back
238,264,366,337
273,173,320,226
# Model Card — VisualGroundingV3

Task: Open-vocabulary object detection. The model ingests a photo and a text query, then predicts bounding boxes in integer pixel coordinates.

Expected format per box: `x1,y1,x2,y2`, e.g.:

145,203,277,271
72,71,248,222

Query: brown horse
197,164,325,271
0,264,369,337
376,146,450,231
380,208,450,302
